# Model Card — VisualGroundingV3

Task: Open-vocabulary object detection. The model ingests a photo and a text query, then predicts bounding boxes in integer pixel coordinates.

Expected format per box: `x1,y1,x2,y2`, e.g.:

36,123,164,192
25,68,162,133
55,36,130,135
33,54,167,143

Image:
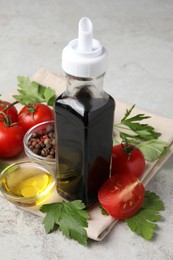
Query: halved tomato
98,174,145,219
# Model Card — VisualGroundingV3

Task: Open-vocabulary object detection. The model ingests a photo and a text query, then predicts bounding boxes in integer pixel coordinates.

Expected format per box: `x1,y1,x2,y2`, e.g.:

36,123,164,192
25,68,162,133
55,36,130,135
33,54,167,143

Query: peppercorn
28,125,55,159
41,148,50,157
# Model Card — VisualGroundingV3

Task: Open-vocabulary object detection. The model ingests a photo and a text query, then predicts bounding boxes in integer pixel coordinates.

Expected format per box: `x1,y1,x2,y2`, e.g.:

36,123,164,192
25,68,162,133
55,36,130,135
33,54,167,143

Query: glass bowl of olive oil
0,161,56,207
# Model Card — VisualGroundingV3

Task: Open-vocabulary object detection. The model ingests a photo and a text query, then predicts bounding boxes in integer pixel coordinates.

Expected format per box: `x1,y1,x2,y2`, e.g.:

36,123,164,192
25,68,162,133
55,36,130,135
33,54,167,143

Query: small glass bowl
23,120,56,170
0,161,56,207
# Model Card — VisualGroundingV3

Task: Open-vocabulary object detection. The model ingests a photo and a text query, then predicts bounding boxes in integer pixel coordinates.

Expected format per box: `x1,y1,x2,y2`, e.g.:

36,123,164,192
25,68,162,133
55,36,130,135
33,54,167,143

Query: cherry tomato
111,144,145,178
98,174,145,219
18,103,54,132
0,100,18,123
0,121,25,158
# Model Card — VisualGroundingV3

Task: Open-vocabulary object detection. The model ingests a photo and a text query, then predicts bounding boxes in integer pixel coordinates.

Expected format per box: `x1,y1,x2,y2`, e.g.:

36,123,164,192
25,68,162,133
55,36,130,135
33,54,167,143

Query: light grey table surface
0,1,173,259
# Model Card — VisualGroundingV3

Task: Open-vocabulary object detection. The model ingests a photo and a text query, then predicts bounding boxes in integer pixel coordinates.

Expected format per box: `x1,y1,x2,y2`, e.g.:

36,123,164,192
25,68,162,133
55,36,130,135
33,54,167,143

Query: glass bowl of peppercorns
23,120,56,171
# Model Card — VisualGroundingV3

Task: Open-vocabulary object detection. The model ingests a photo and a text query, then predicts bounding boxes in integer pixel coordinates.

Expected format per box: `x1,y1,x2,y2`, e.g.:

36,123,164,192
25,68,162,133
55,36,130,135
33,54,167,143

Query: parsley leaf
0,161,9,172
137,140,169,162
13,76,56,106
99,205,109,216
115,105,161,141
125,191,164,240
114,104,169,162
40,200,89,246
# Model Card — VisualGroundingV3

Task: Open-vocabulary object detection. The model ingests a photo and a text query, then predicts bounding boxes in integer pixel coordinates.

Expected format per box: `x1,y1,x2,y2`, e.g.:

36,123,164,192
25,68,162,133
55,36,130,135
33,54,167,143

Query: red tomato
98,174,145,219
0,121,25,158
0,100,18,123
111,144,145,178
18,103,54,132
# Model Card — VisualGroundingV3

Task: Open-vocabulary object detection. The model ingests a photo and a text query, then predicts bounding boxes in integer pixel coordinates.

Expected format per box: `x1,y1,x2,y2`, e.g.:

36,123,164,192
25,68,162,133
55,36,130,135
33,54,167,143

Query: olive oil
1,166,54,206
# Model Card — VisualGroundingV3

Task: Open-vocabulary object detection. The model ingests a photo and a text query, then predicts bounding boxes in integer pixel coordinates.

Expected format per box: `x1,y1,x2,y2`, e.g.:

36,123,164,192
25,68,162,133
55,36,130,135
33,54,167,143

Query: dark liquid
55,88,115,207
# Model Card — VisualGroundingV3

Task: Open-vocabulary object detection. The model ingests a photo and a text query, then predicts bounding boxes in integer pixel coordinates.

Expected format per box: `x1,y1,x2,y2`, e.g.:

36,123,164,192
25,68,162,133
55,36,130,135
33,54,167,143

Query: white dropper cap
62,17,108,78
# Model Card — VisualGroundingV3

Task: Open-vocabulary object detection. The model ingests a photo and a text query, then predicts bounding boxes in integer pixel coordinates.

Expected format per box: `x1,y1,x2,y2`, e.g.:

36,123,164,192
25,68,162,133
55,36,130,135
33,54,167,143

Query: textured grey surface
0,0,173,259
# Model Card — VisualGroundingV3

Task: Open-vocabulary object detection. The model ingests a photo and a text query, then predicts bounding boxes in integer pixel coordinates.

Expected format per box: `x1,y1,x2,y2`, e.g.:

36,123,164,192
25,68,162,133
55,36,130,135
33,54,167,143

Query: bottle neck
64,73,106,98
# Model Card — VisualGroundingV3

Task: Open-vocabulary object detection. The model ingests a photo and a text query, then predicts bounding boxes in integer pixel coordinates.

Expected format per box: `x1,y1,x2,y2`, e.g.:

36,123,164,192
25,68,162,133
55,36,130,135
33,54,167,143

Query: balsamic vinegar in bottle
55,17,115,207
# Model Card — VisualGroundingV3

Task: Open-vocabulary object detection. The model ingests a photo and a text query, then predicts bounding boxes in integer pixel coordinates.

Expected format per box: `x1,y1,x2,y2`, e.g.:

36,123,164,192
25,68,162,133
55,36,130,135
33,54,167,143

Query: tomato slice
98,175,145,219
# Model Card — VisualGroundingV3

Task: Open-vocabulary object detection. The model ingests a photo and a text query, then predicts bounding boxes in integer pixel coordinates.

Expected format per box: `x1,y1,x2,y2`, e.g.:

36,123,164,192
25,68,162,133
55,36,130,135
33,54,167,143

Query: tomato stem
121,140,138,159
27,103,36,112
0,100,19,126
0,111,12,126
1,100,19,112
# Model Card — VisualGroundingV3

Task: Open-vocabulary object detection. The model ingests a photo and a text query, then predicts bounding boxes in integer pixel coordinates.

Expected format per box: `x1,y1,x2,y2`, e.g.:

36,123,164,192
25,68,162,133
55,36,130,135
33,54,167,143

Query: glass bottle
55,17,115,207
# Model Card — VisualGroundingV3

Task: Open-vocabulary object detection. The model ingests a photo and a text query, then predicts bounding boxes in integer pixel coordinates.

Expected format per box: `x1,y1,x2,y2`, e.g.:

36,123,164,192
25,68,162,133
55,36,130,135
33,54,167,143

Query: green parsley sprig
13,76,56,106
40,200,89,246
114,105,169,162
116,104,161,141
125,191,164,240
